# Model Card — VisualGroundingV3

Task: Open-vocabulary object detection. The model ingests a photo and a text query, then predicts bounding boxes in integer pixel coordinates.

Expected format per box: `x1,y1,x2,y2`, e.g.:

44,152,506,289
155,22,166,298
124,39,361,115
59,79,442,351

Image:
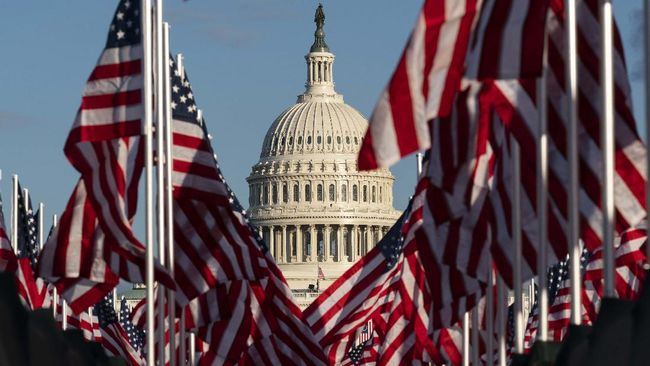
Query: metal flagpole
163,21,178,366
38,203,44,250
512,137,524,354
177,58,189,366
537,25,550,341
600,0,615,298
462,312,470,366
11,174,18,254
154,1,168,364
565,0,582,326
486,264,495,365
471,309,480,365
646,0,650,268
142,0,156,363
189,332,196,366
416,152,423,179
497,273,506,366
52,214,58,318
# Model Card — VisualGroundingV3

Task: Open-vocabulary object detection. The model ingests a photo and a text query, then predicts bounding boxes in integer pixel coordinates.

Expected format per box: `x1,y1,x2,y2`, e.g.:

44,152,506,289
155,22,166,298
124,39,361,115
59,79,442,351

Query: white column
269,226,276,262
282,225,288,263
337,227,343,262
296,226,303,262
310,225,317,262
351,225,358,261
324,226,331,262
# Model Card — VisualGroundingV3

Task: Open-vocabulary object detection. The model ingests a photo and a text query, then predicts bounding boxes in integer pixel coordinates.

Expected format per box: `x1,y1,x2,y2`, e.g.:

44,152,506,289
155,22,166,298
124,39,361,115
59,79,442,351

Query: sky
0,1,646,239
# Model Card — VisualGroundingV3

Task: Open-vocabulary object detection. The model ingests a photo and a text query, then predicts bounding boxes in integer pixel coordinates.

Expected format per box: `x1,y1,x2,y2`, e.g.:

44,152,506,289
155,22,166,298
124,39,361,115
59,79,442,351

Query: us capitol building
246,4,400,308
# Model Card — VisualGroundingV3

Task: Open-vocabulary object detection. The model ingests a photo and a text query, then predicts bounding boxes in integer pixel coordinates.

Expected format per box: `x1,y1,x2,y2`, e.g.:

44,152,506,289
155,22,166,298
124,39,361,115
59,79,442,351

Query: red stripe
388,47,419,157
87,60,141,81
81,90,141,110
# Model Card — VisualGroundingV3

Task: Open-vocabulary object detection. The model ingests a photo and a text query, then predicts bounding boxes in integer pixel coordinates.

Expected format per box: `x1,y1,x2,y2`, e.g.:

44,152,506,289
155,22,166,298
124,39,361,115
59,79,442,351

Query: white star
117,11,124,20
116,30,125,39
179,95,187,103
126,20,133,28
187,92,193,99
171,101,177,109
172,85,179,93
124,0,131,8
111,24,116,31
183,80,190,87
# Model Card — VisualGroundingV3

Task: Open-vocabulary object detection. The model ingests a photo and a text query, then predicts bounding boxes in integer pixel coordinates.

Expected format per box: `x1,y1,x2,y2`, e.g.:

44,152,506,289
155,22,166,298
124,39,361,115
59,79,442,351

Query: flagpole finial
310,3,329,52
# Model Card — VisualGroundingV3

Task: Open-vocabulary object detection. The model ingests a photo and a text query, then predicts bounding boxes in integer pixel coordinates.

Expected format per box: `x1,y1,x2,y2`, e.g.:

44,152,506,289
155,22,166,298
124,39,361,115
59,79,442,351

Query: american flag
357,0,481,170
120,296,145,352
95,294,144,366
523,249,591,350
14,184,49,310
410,0,647,295
38,0,174,313
54,299,98,342
0,192,17,273
305,209,421,364
347,320,374,365
169,59,267,307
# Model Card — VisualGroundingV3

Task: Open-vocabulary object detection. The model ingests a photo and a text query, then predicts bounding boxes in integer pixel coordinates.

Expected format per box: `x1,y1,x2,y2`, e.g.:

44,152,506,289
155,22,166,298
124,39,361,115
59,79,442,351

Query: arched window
272,183,278,204
257,184,262,205
293,184,299,202
379,186,383,203
307,136,312,144
372,186,376,203
305,184,311,202
327,136,332,144
317,184,323,201
282,183,289,203
341,184,347,202
329,184,335,201
298,136,303,144
363,186,368,202
353,185,358,202
337,136,341,144
317,136,322,144
263,184,269,205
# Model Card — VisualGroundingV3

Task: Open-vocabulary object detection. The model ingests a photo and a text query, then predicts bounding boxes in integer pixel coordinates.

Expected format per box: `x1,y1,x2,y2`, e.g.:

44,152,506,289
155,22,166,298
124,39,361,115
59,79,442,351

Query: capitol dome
247,4,400,307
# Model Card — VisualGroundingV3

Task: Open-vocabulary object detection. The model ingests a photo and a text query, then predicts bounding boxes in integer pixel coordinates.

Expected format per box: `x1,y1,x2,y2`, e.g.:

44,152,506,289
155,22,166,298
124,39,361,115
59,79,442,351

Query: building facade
247,5,400,308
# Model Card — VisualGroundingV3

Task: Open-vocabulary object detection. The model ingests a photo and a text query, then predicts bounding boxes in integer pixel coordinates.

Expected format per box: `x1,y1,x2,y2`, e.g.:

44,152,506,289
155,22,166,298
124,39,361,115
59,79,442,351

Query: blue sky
0,1,645,235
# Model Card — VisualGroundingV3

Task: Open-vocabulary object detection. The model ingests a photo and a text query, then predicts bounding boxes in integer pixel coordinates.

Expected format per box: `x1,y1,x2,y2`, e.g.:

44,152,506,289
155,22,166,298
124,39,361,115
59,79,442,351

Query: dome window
288,137,293,145
263,184,269,205
354,137,359,145
372,186,376,203
341,184,347,201
337,136,341,144
293,184,300,202
282,183,289,203
317,136,322,144
363,186,368,202
305,184,311,201
272,183,278,204
352,185,358,202
298,136,303,144
281,137,286,146
327,136,332,144
329,184,335,201
307,136,312,144
317,184,323,201
346,136,350,144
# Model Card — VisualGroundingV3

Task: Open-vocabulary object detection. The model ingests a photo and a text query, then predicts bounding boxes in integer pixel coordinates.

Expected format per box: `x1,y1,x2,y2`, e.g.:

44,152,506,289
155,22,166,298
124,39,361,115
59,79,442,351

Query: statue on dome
315,3,325,29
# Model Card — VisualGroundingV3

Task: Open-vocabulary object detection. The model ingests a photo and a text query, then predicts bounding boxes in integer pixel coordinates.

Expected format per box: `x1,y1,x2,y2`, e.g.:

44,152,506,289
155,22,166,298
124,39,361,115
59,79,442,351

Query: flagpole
600,0,615,298
496,272,506,366
163,21,178,366
154,1,168,364
38,203,44,250
537,23,550,341
486,264,494,365
189,332,196,366
177,57,188,366
416,152,423,179
52,214,58,318
511,137,524,354
646,0,650,268
142,0,156,363
11,174,18,254
565,0,582,326
471,309,480,365
462,311,470,366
